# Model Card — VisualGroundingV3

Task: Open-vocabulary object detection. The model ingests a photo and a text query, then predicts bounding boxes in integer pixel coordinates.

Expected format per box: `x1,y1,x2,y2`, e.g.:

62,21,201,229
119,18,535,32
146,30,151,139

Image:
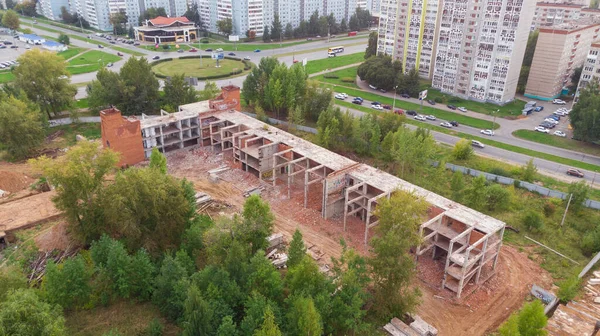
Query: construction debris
531,285,558,314
27,246,78,284
0,189,7,198
243,186,264,198
207,166,230,174
269,252,288,268
384,316,438,336
75,134,87,142
267,233,284,250
195,192,212,206
546,273,600,334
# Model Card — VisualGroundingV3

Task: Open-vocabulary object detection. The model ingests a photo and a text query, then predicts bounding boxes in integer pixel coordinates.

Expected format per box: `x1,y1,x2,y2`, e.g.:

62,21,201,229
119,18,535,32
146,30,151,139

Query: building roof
148,16,190,26
42,41,64,47
536,2,584,8
20,34,43,40
539,21,600,34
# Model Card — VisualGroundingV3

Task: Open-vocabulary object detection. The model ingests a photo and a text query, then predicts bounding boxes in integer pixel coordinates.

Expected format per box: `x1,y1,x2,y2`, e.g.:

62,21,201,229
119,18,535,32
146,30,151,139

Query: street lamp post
492,109,498,129
392,85,398,112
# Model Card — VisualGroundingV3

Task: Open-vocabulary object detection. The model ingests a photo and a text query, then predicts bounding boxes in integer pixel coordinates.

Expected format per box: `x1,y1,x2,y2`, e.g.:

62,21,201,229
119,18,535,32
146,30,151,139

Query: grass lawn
314,67,359,88
0,72,15,83
330,84,500,129
152,58,248,78
57,47,85,60
66,301,179,336
68,50,121,66
75,98,89,109
424,88,527,118
46,123,101,147
513,130,600,158
142,44,192,52
305,52,364,74
67,64,101,75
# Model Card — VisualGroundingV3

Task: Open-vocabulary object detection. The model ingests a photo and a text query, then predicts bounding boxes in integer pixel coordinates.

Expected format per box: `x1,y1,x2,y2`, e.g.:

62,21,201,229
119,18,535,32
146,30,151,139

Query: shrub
323,74,339,79
485,184,511,211
522,210,544,231
582,226,600,256
543,199,558,217
513,179,521,189
557,276,581,303
341,77,355,83
489,167,511,177
452,139,473,160
434,97,443,103
201,39,209,43
145,318,164,336
448,96,461,103
162,45,170,50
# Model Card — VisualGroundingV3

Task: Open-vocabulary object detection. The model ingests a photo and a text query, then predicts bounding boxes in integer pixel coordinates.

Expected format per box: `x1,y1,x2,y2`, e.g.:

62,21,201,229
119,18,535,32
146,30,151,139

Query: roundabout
151,57,252,80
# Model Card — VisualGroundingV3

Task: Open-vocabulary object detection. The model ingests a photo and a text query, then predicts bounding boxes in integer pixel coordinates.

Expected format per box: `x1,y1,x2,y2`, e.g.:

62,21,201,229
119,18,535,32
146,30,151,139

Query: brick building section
209,85,241,111
100,108,145,167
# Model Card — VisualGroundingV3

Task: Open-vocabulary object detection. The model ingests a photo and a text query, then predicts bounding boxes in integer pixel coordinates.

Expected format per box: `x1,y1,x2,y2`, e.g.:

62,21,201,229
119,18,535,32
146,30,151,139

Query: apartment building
432,0,535,105
575,41,600,101
376,0,443,78
525,22,599,100
37,0,70,20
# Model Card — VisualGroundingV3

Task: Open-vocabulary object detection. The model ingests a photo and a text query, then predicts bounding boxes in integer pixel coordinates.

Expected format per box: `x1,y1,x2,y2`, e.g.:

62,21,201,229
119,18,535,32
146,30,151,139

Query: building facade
431,0,535,104
135,16,198,43
525,23,600,100
575,41,600,102
37,0,70,20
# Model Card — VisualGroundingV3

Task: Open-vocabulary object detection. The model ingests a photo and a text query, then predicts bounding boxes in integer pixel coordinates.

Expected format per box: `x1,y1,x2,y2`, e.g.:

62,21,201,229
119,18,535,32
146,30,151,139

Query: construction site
0,85,580,335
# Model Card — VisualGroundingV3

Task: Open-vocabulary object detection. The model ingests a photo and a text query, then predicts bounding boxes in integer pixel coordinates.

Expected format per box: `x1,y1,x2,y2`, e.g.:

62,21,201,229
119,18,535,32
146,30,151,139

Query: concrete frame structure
525,22,600,101
135,16,199,43
432,0,535,105
100,86,505,298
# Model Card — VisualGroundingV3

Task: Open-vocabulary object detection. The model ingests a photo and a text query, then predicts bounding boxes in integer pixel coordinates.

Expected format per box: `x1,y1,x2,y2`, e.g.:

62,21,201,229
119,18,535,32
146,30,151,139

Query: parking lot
0,34,35,64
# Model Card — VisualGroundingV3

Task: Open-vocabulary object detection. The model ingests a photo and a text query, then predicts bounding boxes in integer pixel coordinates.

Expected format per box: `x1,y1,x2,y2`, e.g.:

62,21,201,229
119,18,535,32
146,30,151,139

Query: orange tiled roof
149,16,190,26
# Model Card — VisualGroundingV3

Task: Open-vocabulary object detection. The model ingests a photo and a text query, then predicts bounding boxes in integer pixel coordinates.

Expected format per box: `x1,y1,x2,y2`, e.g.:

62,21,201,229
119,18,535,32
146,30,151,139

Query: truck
348,31,357,36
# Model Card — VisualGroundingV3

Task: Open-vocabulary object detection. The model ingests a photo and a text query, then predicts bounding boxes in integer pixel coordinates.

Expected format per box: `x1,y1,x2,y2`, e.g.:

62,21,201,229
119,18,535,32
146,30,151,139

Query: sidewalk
308,62,363,78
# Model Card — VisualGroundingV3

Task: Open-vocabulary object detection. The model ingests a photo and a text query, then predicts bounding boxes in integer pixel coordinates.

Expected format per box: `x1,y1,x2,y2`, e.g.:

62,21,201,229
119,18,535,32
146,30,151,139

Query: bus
327,46,344,54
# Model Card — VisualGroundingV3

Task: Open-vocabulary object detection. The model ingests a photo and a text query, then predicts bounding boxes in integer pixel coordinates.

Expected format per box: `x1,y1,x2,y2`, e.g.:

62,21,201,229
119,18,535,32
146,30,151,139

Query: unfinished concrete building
100,85,506,298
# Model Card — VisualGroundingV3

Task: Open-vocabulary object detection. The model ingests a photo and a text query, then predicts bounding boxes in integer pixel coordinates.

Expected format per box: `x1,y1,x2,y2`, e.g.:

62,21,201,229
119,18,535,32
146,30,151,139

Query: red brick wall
209,85,241,111
100,108,144,167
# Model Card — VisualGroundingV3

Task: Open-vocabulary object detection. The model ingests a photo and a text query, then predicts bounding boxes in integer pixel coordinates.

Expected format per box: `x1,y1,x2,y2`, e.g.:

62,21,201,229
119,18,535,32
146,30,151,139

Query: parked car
334,93,346,100
566,168,584,178
117,52,124,56
427,99,436,105
534,106,544,112
177,49,184,53
480,129,494,136
110,41,116,44
0,45,5,49
152,56,160,60
554,130,567,137
540,122,555,129
372,104,383,110
394,109,404,115
3,41,12,45
106,62,113,67
10,45,17,48
471,140,485,148
379,88,387,93
447,104,457,110
450,121,459,127
352,99,363,105
406,110,417,116
440,122,453,128
534,126,549,133
425,115,436,121
244,56,251,60
133,42,140,46
552,98,566,105
414,115,426,121
369,84,378,90
254,49,261,52
458,107,467,112
339,93,348,98
544,118,559,125
382,104,392,110
228,52,236,56
400,93,411,98
189,48,198,52
98,44,104,48
354,97,363,102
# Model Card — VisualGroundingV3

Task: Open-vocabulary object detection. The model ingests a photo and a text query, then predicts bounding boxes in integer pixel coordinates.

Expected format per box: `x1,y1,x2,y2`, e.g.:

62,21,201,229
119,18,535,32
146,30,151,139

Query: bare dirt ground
167,148,554,336
34,219,71,252
0,191,60,232
0,162,36,193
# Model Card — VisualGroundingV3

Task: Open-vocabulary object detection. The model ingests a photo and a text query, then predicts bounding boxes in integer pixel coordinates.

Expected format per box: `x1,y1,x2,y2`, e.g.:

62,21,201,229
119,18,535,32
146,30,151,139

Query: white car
341,93,348,98
334,93,345,100
372,104,383,110
369,84,377,90
414,115,427,121
425,115,436,121
554,130,567,137
471,140,485,148
544,118,559,125
552,99,566,105
216,48,223,52
440,122,453,128
553,111,567,116
534,126,550,133
480,129,494,136
458,107,467,112
243,56,251,60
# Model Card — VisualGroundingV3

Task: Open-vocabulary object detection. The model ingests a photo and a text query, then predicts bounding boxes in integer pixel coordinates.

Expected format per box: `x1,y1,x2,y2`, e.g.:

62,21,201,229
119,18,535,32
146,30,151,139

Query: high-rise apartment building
525,22,599,100
575,41,600,102
37,0,70,20
532,2,600,30
432,0,535,104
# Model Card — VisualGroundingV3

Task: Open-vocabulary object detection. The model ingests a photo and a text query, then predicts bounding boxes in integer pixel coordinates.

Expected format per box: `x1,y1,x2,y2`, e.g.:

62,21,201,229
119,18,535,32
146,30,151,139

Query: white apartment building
575,41,600,102
37,0,70,20
532,3,600,30
432,0,535,105
525,22,600,100
376,0,443,79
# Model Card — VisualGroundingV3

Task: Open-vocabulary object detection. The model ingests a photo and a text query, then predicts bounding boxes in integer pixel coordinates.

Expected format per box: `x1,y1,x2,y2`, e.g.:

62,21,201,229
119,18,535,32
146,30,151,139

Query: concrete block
410,314,438,336
589,278,600,285
75,134,87,142
594,297,600,304
594,271,600,278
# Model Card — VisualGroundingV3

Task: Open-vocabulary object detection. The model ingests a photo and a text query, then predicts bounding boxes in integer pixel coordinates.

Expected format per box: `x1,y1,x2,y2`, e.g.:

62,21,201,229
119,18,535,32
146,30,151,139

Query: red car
566,168,584,178
394,109,404,115
117,52,123,56
293,59,299,63
382,104,392,110
189,48,198,52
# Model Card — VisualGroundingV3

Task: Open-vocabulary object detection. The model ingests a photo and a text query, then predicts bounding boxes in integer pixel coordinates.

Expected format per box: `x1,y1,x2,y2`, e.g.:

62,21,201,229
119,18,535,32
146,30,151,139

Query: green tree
217,316,238,336
284,23,293,39
247,251,283,302
0,289,66,336
240,292,279,336
14,49,77,118
568,180,590,213
254,306,281,336
286,296,322,336
485,184,511,212
1,10,19,30
149,147,167,174
241,195,275,254
452,139,473,160
182,286,212,336
397,67,420,97
13,1,36,16
152,255,190,321
464,175,487,211
198,81,221,100
138,7,167,24
184,3,204,30
365,31,377,59
0,95,45,159
369,191,426,320
521,159,537,182
518,300,548,336
391,127,437,178
288,105,304,131
43,255,91,310
557,276,581,303
340,18,348,32
569,81,600,142
128,25,135,39
568,66,583,93
357,55,402,91
285,256,329,298
450,171,465,202
287,229,306,269
57,34,70,45
271,14,282,41
30,142,119,244
162,74,198,111
128,248,156,300
0,266,27,303
262,25,270,42
217,18,233,35
498,313,520,336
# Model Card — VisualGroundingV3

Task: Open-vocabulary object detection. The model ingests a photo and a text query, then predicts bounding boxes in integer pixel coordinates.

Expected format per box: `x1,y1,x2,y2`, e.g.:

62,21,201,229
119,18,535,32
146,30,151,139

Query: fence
445,163,600,210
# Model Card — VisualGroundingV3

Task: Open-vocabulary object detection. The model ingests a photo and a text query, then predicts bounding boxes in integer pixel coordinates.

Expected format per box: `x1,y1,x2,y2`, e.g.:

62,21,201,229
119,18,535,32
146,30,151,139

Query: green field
305,52,364,74
329,84,499,129
513,129,600,157
57,47,85,60
68,50,121,66
46,123,101,147
314,67,359,88
424,88,527,118
67,64,102,75
0,72,15,83
152,58,248,78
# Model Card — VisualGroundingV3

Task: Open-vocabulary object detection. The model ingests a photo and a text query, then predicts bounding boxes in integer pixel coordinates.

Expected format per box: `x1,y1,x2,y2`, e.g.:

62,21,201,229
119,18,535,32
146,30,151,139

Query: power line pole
560,193,573,227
